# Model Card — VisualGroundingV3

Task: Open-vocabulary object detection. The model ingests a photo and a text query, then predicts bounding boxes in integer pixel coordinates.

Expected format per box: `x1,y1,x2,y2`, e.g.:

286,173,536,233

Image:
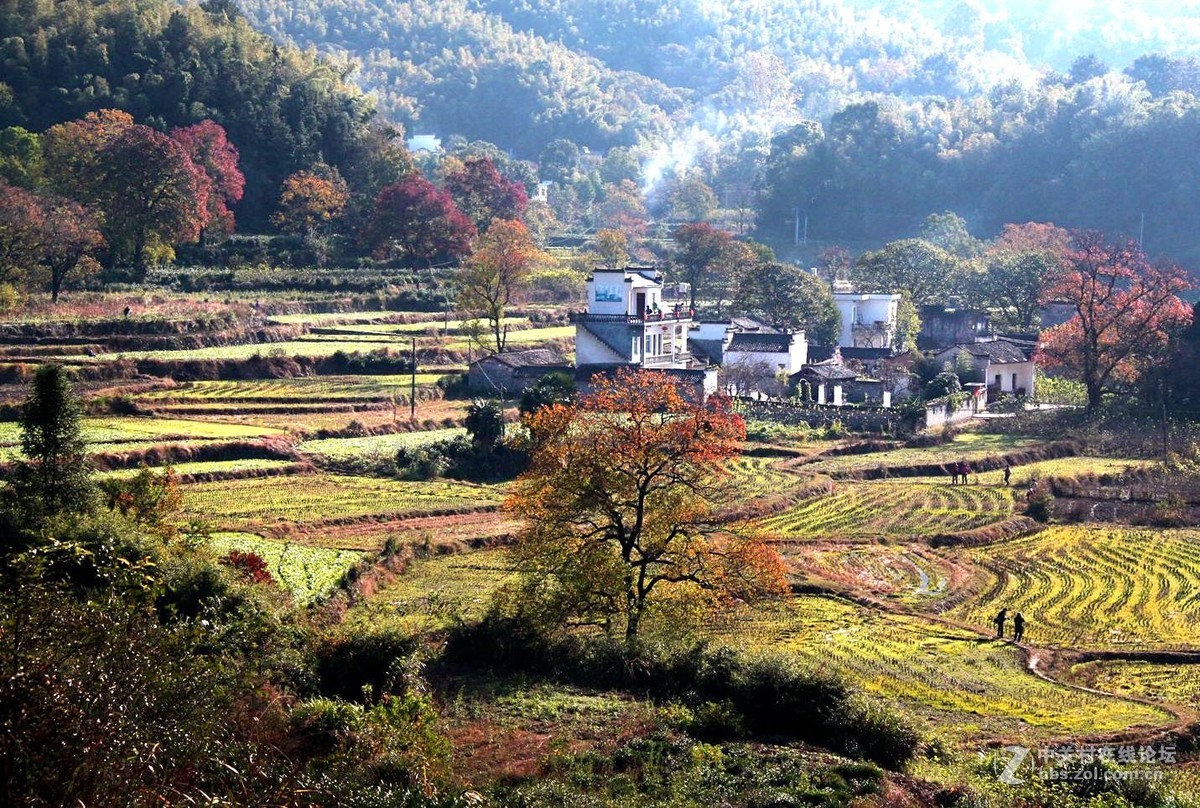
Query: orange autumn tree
457,219,541,353
505,368,787,648
1039,231,1192,411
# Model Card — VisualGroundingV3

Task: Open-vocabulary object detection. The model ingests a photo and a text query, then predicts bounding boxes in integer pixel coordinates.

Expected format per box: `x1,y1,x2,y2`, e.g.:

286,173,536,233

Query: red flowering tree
506,368,787,647
1039,231,1193,410
443,156,527,232
364,175,475,267
171,121,245,239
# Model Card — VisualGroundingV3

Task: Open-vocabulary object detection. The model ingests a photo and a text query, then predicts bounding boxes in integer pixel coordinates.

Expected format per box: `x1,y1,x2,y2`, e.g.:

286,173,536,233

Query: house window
1012,373,1018,390
994,374,1001,388
633,336,641,357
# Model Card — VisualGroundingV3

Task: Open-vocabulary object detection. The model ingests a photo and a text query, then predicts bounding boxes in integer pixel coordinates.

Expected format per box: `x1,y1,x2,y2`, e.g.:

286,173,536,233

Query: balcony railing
569,309,695,324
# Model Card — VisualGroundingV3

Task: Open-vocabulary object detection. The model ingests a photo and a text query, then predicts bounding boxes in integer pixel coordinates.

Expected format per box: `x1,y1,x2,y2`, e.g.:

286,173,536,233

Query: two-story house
832,292,901,349
571,266,718,396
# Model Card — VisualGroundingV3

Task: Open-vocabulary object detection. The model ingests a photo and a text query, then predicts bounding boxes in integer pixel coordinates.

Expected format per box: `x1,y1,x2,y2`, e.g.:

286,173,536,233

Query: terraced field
717,454,808,493
180,473,503,530
0,416,285,460
1072,660,1200,709
946,526,1200,649
802,433,1042,476
100,458,301,479
207,532,363,604
761,481,1016,539
788,543,955,604
347,548,520,633
713,596,1171,741
140,375,454,403
298,428,466,461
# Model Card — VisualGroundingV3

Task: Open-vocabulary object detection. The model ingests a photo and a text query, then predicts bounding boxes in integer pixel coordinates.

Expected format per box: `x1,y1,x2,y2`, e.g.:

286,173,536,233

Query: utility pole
793,206,801,247
410,337,417,421
1139,212,1146,251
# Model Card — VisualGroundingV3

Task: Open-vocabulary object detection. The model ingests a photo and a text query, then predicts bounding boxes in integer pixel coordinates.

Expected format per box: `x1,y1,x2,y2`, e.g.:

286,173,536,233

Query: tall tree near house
35,196,104,303
1038,231,1192,411
364,175,475,268
506,368,787,648
978,222,1072,329
851,238,959,306
457,219,540,353
171,121,245,240
444,157,528,232
672,221,732,309
733,261,841,345
94,125,208,279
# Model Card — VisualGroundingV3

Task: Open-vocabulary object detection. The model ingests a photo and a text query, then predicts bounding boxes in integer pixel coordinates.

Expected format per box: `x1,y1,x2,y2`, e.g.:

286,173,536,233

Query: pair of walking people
993,608,1026,642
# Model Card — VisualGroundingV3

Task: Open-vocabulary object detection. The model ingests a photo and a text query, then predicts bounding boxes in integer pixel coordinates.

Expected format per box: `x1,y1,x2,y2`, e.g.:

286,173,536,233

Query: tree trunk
1086,381,1103,411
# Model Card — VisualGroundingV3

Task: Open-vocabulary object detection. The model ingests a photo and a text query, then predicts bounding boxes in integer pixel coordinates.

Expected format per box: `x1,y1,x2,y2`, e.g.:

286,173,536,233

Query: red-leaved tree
95,125,209,279
0,182,46,285
364,175,475,268
1038,231,1193,410
36,195,105,303
171,121,245,240
443,157,527,232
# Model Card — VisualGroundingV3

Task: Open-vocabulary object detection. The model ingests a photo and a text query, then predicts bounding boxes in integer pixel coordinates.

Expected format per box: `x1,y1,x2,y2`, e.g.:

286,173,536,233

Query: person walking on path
959,460,971,485
993,608,1008,638
1002,462,1011,486
1013,612,1026,643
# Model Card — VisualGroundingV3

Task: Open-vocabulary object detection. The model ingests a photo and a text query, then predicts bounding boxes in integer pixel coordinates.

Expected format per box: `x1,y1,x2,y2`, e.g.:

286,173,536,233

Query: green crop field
945,526,1200,650
139,375,453,403
180,473,503,529
100,458,300,478
712,596,1171,742
347,548,519,633
297,428,466,460
760,481,1016,539
207,532,363,604
1072,660,1200,709
802,433,1042,475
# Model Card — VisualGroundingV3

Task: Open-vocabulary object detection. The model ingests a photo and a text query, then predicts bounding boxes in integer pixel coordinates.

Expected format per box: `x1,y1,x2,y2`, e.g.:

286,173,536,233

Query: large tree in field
734,261,841,345
40,109,135,199
444,156,528,232
94,126,208,279
1039,231,1192,410
35,196,104,303
851,238,959,306
506,369,787,648
672,222,732,309
457,219,540,354
364,176,475,267
171,121,245,240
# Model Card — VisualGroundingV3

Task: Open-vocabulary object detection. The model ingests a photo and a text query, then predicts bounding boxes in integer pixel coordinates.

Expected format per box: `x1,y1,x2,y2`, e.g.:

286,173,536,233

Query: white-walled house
572,267,695,370
935,338,1035,402
832,292,901,349
723,331,808,376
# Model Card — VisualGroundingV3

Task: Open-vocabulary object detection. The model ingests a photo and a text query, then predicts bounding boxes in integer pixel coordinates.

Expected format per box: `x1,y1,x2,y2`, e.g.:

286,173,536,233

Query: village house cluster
468,264,1037,415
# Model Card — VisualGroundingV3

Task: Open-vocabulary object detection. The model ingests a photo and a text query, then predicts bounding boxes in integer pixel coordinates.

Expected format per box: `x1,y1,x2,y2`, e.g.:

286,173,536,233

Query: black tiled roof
727,332,793,353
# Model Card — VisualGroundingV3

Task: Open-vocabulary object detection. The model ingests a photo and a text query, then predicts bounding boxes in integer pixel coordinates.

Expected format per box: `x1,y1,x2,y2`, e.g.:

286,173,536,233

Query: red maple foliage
443,157,528,231
223,550,274,585
364,175,476,266
172,121,245,238
1038,231,1193,409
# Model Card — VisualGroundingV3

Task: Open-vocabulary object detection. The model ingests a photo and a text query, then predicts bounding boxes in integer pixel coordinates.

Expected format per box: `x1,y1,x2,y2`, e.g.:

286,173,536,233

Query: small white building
724,331,808,376
935,338,1036,403
832,292,901,349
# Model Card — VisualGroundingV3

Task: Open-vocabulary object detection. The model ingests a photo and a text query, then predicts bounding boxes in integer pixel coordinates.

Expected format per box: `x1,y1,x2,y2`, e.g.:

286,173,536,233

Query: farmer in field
1002,462,1012,486
959,459,971,485
1013,612,1026,643
993,608,1007,638
949,463,959,485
